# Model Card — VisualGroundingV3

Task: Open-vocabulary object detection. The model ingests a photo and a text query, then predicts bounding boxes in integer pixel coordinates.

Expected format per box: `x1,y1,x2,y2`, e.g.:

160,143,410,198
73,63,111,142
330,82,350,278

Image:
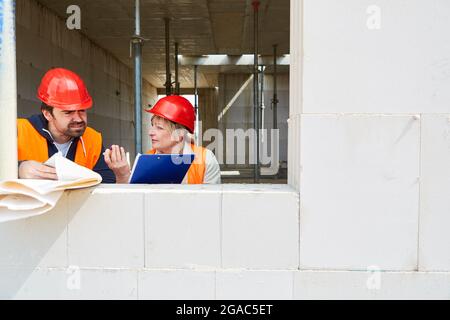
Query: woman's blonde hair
151,115,195,144
151,115,186,133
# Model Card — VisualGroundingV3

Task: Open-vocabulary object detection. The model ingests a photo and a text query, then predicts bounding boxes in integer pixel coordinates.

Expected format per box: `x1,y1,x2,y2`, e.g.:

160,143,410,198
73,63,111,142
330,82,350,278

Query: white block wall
2,0,450,299
299,115,420,271
0,184,449,299
15,0,157,158
302,0,450,114
286,0,450,297
0,185,301,299
419,115,450,271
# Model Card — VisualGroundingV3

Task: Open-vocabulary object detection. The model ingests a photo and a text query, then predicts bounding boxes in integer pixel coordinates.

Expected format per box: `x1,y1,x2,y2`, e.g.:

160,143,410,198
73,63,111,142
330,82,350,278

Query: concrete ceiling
37,0,290,88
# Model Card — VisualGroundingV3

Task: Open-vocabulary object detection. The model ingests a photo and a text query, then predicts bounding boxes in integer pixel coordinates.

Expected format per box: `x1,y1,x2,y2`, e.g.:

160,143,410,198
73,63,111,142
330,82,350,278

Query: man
104,95,221,184
17,67,116,183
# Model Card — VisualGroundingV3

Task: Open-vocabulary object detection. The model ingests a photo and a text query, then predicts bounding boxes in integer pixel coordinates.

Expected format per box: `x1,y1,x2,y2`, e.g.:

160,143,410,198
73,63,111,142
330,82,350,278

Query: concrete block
102,139,114,152
119,64,131,84
138,270,215,300
222,185,299,269
50,45,64,69
29,1,41,37
92,48,107,73
65,268,138,300
92,68,109,97
120,82,132,104
49,19,63,49
120,96,135,121
119,139,136,157
91,93,107,117
303,0,450,113
145,188,221,268
300,115,420,270
62,52,84,76
108,69,120,92
105,94,120,120
119,121,135,147
67,189,145,268
16,0,32,29
16,32,36,67
80,38,90,62
0,268,137,300
94,115,120,142
216,270,293,300
29,67,44,96
16,61,32,101
35,37,53,71
0,268,67,299
110,118,122,141
419,114,450,271
18,98,40,117
0,193,68,268
294,271,450,300
68,32,83,59
288,113,301,189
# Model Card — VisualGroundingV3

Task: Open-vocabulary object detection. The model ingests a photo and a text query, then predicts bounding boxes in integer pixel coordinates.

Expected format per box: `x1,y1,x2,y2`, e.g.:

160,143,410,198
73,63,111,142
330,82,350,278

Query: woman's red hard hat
147,95,195,133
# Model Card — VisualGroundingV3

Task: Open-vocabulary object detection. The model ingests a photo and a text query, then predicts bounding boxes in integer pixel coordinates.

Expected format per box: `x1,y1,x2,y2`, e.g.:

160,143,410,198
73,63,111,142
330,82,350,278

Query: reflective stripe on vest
147,144,207,184
17,118,102,170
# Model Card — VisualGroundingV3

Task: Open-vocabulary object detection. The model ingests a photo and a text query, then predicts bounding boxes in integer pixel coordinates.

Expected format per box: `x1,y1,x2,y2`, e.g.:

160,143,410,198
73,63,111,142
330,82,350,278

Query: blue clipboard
129,153,195,184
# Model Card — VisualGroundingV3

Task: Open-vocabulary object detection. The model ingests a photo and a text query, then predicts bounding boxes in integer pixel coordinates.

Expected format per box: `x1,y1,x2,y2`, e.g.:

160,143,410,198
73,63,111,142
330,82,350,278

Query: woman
104,95,221,184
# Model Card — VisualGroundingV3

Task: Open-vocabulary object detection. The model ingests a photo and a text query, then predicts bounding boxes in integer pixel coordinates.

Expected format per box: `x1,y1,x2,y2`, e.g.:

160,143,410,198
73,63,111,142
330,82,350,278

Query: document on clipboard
129,153,195,184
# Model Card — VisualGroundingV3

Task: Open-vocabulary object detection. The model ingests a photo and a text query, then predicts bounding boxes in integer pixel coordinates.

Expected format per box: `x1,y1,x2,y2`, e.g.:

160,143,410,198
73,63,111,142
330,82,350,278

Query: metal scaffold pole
0,0,18,180
272,44,278,131
194,65,199,145
133,0,143,155
174,42,180,95
164,17,172,96
252,0,260,183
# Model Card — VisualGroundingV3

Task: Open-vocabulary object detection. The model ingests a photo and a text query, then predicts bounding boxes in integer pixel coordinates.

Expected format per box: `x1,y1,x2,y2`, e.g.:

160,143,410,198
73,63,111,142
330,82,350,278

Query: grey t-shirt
54,140,73,158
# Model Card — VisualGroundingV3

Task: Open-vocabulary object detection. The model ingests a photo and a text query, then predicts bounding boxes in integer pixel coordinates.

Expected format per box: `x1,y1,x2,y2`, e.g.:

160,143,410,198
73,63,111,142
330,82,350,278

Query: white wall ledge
92,183,297,193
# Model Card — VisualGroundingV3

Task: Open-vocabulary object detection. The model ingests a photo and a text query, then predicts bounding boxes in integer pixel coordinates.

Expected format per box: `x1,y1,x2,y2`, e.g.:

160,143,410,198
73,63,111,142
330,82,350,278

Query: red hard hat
37,68,93,110
147,95,195,133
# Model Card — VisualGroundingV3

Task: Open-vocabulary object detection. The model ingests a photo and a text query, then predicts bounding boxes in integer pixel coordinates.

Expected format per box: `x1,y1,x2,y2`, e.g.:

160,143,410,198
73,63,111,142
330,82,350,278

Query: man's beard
64,121,87,137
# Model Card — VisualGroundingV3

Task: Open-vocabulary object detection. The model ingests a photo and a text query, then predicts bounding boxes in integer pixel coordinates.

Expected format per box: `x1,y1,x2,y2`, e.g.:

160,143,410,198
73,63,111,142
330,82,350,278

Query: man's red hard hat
37,68,93,110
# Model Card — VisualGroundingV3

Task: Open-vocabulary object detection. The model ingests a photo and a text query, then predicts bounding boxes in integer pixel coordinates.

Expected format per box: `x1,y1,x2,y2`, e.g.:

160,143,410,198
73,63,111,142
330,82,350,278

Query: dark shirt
23,114,116,183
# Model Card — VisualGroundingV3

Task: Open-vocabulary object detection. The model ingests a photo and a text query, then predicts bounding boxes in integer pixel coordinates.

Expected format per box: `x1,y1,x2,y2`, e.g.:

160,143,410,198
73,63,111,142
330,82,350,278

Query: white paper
0,154,102,223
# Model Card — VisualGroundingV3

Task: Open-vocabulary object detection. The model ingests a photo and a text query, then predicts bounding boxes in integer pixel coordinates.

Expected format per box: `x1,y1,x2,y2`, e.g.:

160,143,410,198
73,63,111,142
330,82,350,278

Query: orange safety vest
147,144,207,184
17,118,102,170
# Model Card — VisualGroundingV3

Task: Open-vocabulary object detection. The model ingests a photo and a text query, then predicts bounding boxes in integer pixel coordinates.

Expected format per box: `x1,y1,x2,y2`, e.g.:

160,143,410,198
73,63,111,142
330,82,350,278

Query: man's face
44,108,88,138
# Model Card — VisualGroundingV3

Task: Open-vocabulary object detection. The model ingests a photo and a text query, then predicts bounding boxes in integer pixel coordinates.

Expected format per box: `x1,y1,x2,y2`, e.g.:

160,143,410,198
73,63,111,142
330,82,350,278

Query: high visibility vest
17,118,102,170
147,144,207,184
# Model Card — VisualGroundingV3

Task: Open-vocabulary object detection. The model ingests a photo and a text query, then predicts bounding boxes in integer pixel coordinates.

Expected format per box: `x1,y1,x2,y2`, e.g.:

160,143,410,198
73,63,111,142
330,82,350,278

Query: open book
0,153,102,223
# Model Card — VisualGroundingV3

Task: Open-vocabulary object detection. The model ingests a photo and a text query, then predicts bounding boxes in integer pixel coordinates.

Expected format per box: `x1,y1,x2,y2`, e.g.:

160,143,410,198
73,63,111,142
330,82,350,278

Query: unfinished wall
290,0,450,280
1,0,449,299
198,88,219,140
0,185,449,299
15,0,157,158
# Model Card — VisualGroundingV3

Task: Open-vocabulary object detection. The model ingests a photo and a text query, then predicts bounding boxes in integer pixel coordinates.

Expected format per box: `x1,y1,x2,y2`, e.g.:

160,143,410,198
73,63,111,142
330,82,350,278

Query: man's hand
18,160,58,180
104,145,131,184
